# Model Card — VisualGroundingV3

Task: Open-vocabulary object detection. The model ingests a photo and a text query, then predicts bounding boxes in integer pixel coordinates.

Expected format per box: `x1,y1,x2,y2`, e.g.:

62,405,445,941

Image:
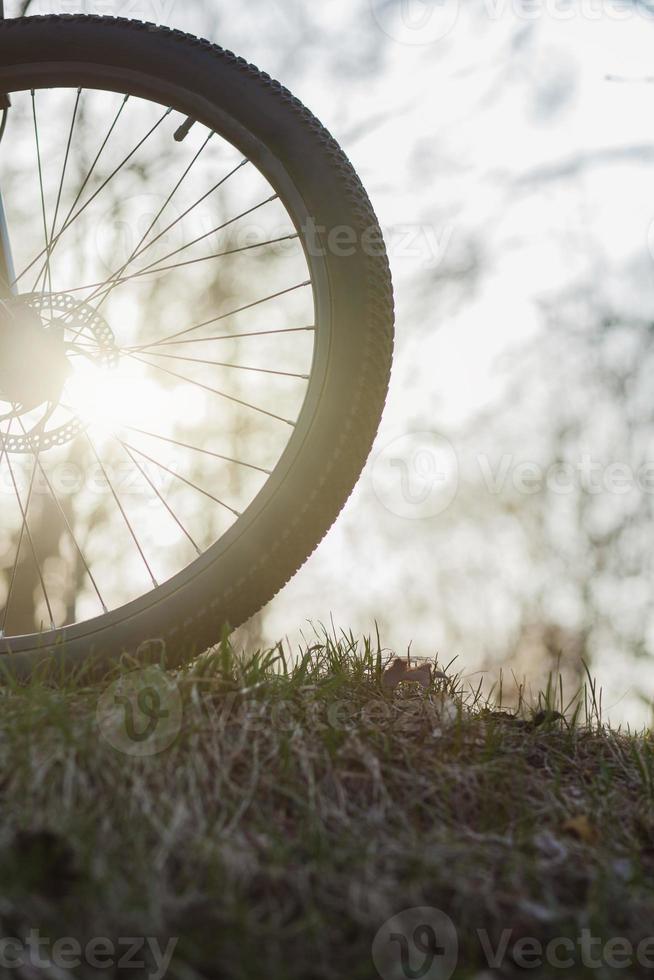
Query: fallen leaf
561,815,599,845
382,658,446,691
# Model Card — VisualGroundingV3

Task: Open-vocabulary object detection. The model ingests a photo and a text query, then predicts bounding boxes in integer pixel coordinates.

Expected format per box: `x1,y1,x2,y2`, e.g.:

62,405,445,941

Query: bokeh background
9,0,654,725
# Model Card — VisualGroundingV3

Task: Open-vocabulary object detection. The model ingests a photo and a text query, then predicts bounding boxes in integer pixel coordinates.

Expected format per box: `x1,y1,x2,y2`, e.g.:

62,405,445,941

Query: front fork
0,188,16,300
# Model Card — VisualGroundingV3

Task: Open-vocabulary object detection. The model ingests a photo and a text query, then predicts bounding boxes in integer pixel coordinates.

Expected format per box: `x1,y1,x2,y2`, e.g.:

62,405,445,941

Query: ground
0,631,653,979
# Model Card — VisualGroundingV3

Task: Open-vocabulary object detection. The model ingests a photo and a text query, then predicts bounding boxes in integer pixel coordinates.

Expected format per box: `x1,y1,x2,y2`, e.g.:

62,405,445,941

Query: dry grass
0,628,653,979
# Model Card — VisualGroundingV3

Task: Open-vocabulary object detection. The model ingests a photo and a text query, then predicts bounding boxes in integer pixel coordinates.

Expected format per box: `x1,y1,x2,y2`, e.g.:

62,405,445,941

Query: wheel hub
0,293,119,453
0,300,70,410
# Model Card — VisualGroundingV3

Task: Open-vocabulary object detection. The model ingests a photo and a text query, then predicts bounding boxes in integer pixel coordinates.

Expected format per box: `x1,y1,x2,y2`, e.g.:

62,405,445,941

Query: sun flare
64,356,173,434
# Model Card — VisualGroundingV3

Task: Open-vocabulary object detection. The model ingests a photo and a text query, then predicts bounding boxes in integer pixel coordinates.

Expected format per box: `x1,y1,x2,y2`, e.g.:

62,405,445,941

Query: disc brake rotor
0,291,119,454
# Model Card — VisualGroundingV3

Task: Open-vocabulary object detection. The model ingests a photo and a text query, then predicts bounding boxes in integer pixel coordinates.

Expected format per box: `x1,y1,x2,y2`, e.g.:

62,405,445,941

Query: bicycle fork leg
0,190,16,299
0,0,13,298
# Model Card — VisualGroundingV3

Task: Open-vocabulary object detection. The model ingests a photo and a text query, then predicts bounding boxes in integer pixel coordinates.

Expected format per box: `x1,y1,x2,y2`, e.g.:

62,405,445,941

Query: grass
0,627,653,979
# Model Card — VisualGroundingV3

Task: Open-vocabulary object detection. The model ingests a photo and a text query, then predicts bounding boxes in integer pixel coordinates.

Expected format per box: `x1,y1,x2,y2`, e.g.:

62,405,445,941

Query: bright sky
174,0,654,726
10,0,654,723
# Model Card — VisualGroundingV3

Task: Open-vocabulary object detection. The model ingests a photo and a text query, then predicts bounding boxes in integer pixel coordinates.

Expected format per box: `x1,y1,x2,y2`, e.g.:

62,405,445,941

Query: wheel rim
0,63,333,648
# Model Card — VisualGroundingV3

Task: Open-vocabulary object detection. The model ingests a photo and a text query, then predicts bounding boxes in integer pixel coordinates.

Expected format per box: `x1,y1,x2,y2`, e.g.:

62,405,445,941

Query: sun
64,355,173,435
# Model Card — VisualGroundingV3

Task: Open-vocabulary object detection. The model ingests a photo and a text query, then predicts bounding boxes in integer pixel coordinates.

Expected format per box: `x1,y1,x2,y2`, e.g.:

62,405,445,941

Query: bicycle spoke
138,349,309,379
2,417,56,633
50,233,299,296
85,128,215,312
121,439,241,517
120,194,279,284
31,90,53,301
33,87,83,295
14,415,108,615
27,103,173,290
118,423,271,475
13,94,130,286
134,231,298,280
0,422,18,635
118,439,202,557
128,352,297,426
83,428,158,590
130,280,312,351
124,326,315,352
63,318,108,349
76,156,250,315
111,156,248,268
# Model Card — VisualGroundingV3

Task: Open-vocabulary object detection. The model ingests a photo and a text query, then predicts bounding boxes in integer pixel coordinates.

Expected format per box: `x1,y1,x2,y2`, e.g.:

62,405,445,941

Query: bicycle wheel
0,15,393,678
